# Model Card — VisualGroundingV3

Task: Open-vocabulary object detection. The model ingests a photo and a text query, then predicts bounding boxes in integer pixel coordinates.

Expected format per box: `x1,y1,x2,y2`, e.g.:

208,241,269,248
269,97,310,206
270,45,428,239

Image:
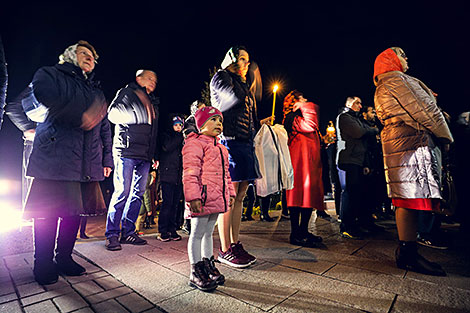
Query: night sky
1,1,469,179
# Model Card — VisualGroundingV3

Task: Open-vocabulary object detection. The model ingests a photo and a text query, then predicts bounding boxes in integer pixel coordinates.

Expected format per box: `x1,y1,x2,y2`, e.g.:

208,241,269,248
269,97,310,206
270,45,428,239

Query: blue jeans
105,157,150,238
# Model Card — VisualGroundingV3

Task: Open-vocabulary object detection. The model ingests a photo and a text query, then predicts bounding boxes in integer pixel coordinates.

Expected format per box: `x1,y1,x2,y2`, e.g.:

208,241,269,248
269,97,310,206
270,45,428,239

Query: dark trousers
158,182,183,234
337,164,368,231
289,206,313,239
33,216,80,267
417,211,440,239
260,195,272,217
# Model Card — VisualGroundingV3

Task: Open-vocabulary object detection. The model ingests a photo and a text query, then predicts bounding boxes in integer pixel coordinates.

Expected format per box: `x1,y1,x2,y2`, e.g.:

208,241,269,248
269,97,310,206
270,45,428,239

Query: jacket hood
373,48,403,85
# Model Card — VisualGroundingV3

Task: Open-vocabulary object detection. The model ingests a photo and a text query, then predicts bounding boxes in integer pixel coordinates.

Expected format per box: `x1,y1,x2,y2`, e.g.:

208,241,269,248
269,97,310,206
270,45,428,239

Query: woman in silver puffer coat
374,47,453,276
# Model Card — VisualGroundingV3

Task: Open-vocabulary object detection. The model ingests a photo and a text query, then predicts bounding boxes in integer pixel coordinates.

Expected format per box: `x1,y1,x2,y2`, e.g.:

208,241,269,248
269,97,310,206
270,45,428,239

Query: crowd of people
1,38,469,291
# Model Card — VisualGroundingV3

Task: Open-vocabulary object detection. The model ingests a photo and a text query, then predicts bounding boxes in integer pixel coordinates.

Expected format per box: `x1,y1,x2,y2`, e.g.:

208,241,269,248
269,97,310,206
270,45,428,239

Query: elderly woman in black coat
24,40,112,285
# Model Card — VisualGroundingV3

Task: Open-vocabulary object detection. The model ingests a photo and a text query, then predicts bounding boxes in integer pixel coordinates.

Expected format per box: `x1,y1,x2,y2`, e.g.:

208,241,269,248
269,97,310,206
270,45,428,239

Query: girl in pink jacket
183,107,235,291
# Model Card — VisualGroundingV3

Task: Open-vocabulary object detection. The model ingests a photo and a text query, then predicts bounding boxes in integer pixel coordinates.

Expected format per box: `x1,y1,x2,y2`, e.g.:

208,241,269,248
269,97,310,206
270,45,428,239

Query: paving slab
391,295,469,313
23,299,60,313
52,291,88,312
269,290,361,313
158,289,265,313
0,300,22,313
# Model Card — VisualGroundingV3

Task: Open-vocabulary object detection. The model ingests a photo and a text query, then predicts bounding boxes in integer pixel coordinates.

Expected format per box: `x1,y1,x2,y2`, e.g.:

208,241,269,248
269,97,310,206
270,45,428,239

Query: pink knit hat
195,106,223,130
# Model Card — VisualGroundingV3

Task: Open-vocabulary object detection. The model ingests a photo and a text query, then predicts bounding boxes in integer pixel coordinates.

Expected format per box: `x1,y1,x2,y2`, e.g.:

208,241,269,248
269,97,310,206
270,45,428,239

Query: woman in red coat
283,90,324,247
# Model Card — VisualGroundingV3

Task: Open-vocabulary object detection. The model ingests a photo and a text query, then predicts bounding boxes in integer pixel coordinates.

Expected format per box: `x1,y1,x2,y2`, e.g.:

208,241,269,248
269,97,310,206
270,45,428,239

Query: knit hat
172,116,184,126
195,107,223,130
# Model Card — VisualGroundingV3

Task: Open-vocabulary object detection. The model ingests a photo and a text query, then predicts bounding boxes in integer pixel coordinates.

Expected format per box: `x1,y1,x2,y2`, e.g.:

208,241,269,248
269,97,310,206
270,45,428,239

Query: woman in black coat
25,40,111,285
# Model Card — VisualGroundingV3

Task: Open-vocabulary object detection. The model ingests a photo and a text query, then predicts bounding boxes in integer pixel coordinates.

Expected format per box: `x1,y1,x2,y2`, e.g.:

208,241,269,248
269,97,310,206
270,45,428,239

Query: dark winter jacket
0,36,7,129
108,82,159,161
159,130,184,184
336,107,378,167
210,70,258,141
26,62,113,182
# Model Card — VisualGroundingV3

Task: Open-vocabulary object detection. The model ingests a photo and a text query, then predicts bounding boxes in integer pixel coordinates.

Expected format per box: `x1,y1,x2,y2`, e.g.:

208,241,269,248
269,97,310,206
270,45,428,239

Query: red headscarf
373,48,403,83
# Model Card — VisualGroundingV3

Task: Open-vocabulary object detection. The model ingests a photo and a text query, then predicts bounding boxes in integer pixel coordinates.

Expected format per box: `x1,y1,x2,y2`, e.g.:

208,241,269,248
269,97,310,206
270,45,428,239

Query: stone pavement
1,208,470,313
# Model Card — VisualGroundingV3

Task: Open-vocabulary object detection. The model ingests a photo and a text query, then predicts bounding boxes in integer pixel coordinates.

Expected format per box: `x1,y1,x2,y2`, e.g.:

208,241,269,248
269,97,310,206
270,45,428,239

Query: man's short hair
345,96,360,108
136,69,157,78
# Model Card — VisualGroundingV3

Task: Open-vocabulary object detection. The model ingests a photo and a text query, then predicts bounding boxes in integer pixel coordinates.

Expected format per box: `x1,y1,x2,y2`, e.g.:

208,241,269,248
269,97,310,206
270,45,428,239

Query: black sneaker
105,236,122,251
170,232,182,241
317,210,332,221
417,236,448,250
340,229,363,240
157,232,171,242
120,232,147,245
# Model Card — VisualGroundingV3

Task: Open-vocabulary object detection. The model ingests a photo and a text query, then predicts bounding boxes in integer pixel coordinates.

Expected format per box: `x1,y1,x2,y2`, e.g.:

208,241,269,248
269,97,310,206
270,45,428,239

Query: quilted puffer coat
182,133,236,217
374,70,453,199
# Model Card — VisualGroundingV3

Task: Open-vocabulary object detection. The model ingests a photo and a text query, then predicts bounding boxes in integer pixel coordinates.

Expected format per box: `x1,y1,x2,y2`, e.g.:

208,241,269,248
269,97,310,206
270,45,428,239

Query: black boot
79,217,89,239
395,241,446,276
144,215,151,229
189,261,217,291
55,216,86,276
260,196,274,222
203,256,225,285
33,218,59,285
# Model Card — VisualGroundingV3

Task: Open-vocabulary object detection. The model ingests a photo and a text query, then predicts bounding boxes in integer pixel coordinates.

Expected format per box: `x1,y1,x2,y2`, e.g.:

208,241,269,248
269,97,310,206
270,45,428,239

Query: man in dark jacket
105,69,159,251
336,97,379,239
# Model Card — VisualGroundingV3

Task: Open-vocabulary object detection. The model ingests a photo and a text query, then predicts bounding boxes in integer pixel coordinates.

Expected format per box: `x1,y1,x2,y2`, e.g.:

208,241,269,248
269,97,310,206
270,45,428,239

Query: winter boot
260,196,274,222
55,216,86,276
203,256,225,285
189,261,217,291
33,218,59,285
395,241,446,276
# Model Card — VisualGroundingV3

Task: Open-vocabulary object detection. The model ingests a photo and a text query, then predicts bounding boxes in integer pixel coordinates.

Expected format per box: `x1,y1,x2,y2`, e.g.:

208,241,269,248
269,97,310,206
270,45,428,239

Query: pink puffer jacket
183,133,236,218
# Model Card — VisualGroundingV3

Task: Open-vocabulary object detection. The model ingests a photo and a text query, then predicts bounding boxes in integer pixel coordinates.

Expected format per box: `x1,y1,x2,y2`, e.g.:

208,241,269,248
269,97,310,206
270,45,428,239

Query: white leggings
187,214,219,264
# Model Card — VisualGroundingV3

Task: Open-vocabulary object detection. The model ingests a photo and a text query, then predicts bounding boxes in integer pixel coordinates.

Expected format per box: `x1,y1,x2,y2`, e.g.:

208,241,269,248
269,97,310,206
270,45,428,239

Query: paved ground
1,207,469,313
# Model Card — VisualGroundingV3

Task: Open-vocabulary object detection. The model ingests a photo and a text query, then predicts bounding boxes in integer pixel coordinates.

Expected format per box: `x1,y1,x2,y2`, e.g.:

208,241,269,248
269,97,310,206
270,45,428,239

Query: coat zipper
217,143,228,212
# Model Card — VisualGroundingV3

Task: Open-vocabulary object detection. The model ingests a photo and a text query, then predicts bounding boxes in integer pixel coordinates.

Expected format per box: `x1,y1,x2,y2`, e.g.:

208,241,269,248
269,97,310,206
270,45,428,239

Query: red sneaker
218,246,251,268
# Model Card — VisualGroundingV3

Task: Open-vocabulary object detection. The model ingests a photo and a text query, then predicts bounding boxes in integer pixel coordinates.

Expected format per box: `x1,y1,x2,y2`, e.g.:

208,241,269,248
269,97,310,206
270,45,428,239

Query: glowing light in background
0,179,30,233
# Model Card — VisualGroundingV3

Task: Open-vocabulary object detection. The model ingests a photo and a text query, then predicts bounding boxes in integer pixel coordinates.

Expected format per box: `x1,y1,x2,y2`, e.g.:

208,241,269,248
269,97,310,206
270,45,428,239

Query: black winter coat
27,63,113,182
210,70,257,141
336,107,378,167
159,130,183,184
108,82,159,161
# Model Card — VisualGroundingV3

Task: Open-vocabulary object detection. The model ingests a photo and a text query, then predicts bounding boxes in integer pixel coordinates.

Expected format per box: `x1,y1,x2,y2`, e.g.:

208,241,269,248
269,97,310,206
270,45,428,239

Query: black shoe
260,214,275,222
189,261,217,291
105,236,122,251
360,222,385,234
280,213,290,220
396,241,446,276
417,236,448,250
120,232,147,245
34,262,58,285
79,233,90,239
157,232,171,242
203,256,225,285
55,257,86,276
317,210,332,221
306,232,323,243
170,232,182,241
340,229,364,240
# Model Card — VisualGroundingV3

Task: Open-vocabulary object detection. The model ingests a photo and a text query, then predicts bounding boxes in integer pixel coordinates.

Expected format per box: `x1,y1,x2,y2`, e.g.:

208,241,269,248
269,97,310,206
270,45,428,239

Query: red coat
286,102,324,210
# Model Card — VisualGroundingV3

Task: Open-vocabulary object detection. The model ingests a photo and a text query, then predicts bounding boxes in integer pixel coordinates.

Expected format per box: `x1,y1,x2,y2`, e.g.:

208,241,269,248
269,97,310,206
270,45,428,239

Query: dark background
1,1,469,180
